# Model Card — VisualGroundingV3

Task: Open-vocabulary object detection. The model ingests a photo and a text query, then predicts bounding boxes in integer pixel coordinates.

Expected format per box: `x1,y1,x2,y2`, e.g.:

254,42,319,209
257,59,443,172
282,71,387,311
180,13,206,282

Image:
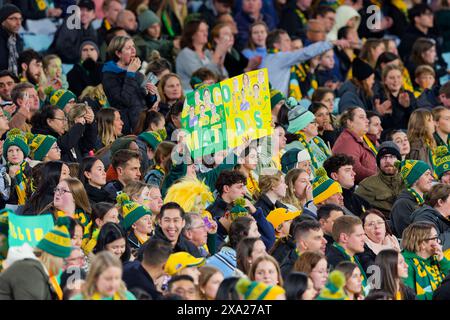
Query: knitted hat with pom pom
312,167,342,205
235,277,286,300
116,193,151,231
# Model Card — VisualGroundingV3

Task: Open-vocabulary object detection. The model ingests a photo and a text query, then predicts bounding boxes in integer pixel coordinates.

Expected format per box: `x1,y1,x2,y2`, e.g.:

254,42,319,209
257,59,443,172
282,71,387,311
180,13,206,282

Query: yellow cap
164,251,206,276
266,208,301,230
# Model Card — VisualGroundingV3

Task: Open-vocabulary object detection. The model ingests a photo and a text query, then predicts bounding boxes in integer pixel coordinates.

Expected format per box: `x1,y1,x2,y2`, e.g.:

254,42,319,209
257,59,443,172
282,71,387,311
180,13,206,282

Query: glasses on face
54,187,72,196
424,235,440,243
365,221,385,228
189,224,207,230
53,117,68,122
381,154,397,160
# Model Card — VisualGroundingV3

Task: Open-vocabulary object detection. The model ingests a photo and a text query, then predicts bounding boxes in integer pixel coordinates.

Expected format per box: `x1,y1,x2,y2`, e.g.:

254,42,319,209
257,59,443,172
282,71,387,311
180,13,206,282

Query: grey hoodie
411,205,450,251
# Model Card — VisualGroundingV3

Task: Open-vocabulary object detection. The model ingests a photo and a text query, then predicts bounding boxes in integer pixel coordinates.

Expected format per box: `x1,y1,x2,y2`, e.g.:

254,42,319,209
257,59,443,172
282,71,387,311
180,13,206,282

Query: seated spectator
93,222,131,263
167,275,198,300
157,73,184,116
407,108,435,168
9,82,40,133
97,0,124,46
432,107,450,150
401,221,450,300
183,213,210,257
294,251,328,296
248,255,283,287
334,26,360,80
355,141,404,217
284,272,317,300
95,108,123,150
415,65,440,109
51,0,98,64
236,237,266,275
42,54,68,91
266,207,300,240
438,81,450,108
391,159,433,238
189,68,219,91
282,168,313,214
387,129,410,161
0,70,19,104
316,49,340,90
317,204,344,254
176,19,229,91
254,172,288,217
198,266,224,300
122,238,171,300
366,111,382,145
334,261,363,300
361,209,400,255
144,141,175,187
307,167,344,216
308,102,337,148
104,149,141,199
326,4,360,41
411,183,450,251
164,251,206,285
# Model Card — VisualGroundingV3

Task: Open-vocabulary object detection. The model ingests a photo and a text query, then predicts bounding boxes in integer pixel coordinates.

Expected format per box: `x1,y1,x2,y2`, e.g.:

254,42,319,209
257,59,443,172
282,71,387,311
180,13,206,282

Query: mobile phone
146,72,159,85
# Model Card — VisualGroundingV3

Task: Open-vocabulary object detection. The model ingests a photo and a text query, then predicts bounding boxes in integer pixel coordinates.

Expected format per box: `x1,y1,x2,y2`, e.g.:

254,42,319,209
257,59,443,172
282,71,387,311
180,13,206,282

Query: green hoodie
402,250,450,300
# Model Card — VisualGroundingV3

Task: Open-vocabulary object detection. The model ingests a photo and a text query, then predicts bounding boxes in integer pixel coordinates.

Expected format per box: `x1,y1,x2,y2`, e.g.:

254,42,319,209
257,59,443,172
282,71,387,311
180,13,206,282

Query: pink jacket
332,128,377,184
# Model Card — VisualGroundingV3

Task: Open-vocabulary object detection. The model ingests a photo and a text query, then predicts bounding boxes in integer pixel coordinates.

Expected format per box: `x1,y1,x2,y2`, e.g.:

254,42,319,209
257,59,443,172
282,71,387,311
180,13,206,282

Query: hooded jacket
391,189,420,238
411,205,450,251
327,5,361,41
402,250,450,300
355,171,404,218
338,80,374,113
102,60,153,134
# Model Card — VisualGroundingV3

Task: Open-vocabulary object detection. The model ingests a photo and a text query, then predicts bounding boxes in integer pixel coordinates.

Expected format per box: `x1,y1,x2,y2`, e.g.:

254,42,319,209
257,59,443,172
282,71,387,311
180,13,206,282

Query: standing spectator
67,40,103,97
234,0,275,50
391,159,433,238
0,4,23,75
115,10,138,35
332,107,377,184
102,36,157,134
155,0,187,39
401,221,450,300
51,0,98,64
279,0,311,40
176,20,229,91
199,0,233,29
326,5,360,41
97,0,123,46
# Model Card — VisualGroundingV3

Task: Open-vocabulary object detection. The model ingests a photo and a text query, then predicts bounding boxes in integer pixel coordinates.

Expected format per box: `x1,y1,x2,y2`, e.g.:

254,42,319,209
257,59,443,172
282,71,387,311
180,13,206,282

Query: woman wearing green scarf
401,221,450,300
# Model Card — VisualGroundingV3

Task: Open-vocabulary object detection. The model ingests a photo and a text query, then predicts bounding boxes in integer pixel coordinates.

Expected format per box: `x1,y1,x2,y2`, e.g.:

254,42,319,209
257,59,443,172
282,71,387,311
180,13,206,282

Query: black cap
0,4,21,24
376,141,401,167
352,57,374,81
78,0,95,11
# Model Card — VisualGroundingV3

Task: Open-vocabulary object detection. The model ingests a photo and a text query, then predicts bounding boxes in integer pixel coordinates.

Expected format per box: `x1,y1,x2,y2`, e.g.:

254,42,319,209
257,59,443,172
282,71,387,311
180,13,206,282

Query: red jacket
332,128,377,184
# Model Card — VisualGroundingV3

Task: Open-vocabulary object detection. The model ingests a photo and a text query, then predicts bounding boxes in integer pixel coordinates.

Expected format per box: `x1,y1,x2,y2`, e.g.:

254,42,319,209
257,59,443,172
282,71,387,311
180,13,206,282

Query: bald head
116,10,137,32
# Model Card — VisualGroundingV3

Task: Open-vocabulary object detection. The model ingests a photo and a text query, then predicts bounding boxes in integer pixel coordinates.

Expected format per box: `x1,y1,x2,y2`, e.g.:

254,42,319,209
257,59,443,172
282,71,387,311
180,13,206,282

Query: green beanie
47,89,76,110
312,167,342,205
36,220,72,258
434,146,450,179
395,159,430,187
230,198,248,220
28,134,57,161
281,148,311,174
139,131,163,151
3,128,30,159
116,193,151,230
110,137,135,158
270,89,285,110
138,9,161,32
316,271,348,300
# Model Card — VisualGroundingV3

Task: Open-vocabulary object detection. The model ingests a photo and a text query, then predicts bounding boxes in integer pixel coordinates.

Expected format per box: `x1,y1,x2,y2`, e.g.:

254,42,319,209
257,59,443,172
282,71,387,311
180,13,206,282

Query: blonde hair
35,249,64,276
79,84,107,102
164,177,214,213
258,171,283,194
401,221,435,253
67,103,89,128
97,108,120,146
123,180,149,201
106,36,133,62
81,251,128,299
248,255,283,286
407,108,436,150
282,169,308,209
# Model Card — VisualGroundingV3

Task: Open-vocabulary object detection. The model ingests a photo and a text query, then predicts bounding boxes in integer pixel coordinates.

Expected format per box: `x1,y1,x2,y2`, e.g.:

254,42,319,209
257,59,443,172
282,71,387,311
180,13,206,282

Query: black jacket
224,49,249,78
122,261,163,300
50,18,98,64
32,122,96,162
206,197,233,219
102,61,154,134
411,205,450,251
374,89,417,132
270,236,296,266
391,189,419,238
151,225,203,258
343,187,371,217
67,59,103,97
280,247,298,280
433,274,450,300
324,233,334,257
103,180,124,201
254,194,288,217
84,183,115,204
0,27,23,72
326,243,374,274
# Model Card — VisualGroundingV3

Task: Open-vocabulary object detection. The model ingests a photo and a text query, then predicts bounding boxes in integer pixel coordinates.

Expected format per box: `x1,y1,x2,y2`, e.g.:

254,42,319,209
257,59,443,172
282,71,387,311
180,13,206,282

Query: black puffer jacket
151,225,202,258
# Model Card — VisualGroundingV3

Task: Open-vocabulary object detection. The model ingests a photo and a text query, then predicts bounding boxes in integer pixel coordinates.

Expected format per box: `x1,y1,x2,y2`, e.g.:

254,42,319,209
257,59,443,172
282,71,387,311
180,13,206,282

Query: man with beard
0,4,23,74
9,82,40,133
355,142,404,218
324,154,371,217
17,49,42,86
0,70,19,104
51,0,98,64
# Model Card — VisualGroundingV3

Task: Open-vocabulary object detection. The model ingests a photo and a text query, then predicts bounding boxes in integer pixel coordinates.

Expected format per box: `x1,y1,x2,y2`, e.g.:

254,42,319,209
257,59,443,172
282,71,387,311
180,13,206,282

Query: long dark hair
30,105,60,135
93,222,131,263
284,272,310,300
78,156,100,186
180,19,207,50
23,161,66,214
374,249,408,300
215,277,240,300
236,237,262,275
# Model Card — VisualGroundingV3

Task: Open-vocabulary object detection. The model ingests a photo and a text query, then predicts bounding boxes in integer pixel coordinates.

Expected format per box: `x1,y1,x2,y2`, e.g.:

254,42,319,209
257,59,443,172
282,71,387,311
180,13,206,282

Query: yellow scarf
363,135,378,156
135,233,148,245
49,274,63,300
246,173,260,196
91,292,122,300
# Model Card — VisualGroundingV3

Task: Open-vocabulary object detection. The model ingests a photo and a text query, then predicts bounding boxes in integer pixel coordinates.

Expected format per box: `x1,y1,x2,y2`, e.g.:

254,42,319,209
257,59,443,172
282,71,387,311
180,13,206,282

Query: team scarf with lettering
407,188,424,206
9,161,29,205
296,131,331,170
362,135,378,157
332,242,368,288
